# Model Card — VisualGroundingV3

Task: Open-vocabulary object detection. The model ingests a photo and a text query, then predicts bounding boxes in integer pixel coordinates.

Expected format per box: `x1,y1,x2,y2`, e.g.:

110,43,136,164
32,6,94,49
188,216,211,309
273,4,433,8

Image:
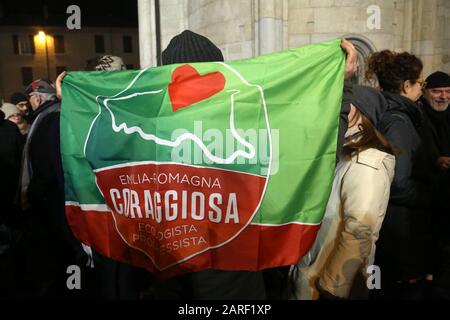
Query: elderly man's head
25,79,57,111
423,71,450,112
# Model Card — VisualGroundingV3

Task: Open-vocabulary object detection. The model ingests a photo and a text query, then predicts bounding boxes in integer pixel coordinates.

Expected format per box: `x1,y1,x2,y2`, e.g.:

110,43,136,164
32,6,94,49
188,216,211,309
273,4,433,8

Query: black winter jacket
378,92,438,208
0,111,24,223
22,100,88,296
375,92,437,281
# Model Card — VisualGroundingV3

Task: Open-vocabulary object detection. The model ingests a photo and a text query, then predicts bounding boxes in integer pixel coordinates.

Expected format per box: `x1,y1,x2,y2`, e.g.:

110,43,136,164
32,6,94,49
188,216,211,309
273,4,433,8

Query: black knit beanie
10,92,28,105
162,30,224,65
425,71,450,89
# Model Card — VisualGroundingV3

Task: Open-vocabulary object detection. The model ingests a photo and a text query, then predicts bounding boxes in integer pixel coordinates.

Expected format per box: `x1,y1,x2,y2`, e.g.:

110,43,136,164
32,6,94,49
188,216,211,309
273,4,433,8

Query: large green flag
61,39,344,277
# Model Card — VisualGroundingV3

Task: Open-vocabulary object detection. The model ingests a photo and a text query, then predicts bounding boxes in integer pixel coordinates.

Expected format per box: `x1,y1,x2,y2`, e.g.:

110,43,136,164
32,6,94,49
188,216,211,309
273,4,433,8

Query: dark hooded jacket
379,93,439,206
419,97,450,278
26,99,62,207
375,92,438,282
19,99,88,298
0,110,24,224
419,97,450,157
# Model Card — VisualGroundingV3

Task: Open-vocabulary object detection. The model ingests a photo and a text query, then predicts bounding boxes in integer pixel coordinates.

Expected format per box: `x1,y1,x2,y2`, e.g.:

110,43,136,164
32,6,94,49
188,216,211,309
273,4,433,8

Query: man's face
423,87,450,112
29,93,43,111
16,101,29,113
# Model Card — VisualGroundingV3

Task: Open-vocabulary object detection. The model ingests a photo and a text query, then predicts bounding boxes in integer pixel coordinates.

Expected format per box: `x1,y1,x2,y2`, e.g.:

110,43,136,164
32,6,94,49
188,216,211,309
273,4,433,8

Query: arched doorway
345,35,377,85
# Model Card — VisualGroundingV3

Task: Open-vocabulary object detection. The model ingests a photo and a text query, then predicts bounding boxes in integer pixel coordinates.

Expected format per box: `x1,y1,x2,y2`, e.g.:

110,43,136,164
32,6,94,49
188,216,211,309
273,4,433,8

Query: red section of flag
168,64,225,112
66,205,320,278
92,163,266,270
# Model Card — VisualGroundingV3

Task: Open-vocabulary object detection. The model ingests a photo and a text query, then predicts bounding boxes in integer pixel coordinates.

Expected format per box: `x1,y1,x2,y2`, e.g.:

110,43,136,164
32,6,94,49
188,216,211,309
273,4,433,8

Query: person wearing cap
151,30,266,300
65,56,147,300
18,79,83,298
10,92,31,130
1,102,29,135
24,79,59,123
161,30,224,65
420,72,450,170
418,72,450,297
10,92,30,117
89,55,127,71
152,30,358,300
21,78,60,207
55,57,146,300
292,86,396,300
54,55,127,101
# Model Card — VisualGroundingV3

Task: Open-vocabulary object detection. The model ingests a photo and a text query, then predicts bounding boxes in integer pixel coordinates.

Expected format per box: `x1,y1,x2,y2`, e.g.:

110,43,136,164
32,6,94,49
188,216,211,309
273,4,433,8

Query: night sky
0,0,138,27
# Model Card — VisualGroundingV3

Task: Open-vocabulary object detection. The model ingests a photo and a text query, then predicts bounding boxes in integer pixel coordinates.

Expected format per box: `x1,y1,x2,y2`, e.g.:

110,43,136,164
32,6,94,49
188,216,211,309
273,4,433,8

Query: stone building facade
158,0,450,79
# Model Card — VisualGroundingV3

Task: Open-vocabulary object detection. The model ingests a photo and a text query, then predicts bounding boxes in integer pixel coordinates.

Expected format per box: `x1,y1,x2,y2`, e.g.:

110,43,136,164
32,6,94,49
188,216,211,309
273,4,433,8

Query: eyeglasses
417,79,427,89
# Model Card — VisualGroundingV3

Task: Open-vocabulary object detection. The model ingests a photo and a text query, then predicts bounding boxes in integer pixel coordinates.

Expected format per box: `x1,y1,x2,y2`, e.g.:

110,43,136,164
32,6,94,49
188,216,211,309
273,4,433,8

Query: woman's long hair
342,110,397,159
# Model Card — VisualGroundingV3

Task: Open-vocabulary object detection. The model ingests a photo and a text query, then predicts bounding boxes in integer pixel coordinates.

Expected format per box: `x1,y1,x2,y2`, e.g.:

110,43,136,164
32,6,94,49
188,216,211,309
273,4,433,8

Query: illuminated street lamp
38,31,46,42
37,30,50,79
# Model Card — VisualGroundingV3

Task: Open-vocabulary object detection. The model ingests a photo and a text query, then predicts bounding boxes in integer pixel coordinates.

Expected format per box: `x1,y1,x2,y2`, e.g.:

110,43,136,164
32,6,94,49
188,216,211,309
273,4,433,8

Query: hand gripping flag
61,39,345,277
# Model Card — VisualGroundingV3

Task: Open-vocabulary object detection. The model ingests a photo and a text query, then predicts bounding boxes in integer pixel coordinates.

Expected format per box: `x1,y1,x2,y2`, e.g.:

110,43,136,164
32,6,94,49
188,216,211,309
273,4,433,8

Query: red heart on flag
168,64,226,112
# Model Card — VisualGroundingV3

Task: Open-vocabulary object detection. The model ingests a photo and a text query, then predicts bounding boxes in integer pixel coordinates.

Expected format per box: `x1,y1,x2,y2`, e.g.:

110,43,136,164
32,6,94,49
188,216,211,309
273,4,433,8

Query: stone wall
288,0,406,50
429,0,449,74
158,0,449,74
160,0,255,61
159,0,188,51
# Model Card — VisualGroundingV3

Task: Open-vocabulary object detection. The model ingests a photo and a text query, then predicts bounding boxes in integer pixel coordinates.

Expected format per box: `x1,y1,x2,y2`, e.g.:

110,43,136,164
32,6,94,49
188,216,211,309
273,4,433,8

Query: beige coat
292,148,395,299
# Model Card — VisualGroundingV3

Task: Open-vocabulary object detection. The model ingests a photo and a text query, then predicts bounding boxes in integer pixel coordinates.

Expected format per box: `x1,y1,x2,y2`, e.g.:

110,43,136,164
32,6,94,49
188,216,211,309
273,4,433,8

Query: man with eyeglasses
10,92,30,119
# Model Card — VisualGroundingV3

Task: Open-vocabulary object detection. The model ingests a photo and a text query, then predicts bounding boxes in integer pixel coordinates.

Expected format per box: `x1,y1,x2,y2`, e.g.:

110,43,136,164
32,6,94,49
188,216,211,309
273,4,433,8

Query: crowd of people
0,30,449,300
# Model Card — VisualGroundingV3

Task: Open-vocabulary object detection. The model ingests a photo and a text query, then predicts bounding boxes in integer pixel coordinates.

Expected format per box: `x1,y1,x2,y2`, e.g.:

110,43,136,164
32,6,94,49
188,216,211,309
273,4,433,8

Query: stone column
138,0,157,68
159,0,189,51
402,0,414,52
410,0,442,76
436,0,450,73
255,0,284,55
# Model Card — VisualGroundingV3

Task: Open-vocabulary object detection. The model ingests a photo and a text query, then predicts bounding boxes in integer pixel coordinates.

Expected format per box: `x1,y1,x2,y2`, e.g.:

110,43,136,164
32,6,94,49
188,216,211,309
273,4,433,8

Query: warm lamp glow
37,31,46,42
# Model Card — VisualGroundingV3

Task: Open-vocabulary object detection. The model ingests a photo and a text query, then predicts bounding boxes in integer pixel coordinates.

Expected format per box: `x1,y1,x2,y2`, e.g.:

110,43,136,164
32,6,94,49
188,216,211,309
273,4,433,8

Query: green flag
61,39,345,276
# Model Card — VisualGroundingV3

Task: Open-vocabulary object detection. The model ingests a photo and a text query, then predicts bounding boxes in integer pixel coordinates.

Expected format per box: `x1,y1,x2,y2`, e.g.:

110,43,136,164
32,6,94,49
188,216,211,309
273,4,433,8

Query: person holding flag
60,29,358,300
292,86,396,300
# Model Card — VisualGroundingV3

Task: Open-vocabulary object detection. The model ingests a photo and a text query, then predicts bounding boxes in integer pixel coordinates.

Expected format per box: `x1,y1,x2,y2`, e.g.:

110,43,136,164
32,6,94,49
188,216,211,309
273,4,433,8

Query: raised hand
56,71,67,100
341,39,358,80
